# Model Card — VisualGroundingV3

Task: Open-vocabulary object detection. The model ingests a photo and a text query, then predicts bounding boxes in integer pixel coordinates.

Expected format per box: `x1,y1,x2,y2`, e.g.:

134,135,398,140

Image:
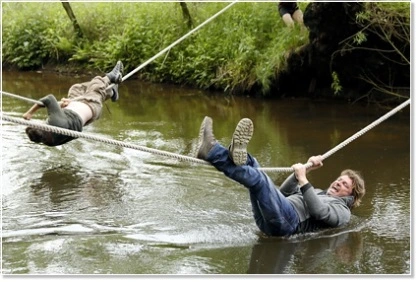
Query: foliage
331,71,342,95
2,3,74,68
1,1,409,99
338,1,410,102
2,2,307,94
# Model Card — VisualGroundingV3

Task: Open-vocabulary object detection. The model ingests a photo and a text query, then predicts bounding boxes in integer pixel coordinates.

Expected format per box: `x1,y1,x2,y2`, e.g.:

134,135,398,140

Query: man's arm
23,97,67,120
23,103,43,120
278,173,300,196
279,155,324,195
292,156,351,227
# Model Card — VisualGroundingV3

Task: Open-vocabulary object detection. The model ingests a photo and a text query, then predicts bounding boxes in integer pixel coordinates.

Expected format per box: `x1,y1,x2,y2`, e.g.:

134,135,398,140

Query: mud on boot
229,118,253,166
111,84,119,102
196,116,217,160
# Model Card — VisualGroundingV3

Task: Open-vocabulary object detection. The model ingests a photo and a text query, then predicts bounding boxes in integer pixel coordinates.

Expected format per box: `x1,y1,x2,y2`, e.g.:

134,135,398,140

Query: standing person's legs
196,117,299,236
282,13,295,27
292,9,304,25
279,4,295,27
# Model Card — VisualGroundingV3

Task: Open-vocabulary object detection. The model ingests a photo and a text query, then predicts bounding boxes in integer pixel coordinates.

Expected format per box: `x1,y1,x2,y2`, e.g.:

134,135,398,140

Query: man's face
326,175,353,197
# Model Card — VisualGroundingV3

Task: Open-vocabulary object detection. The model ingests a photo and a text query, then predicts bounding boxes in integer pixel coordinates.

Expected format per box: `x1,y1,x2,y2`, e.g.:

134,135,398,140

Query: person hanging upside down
23,61,124,147
195,116,366,236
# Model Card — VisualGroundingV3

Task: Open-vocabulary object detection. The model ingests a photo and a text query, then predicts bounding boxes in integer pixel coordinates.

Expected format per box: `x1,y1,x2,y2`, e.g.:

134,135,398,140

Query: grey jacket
279,174,354,233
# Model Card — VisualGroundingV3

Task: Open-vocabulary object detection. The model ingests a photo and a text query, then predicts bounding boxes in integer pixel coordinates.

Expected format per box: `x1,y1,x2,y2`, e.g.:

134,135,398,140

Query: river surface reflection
1,71,411,274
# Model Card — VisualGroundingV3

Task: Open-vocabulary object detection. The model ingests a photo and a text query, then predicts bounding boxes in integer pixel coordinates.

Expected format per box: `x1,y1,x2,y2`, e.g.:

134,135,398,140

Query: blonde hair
341,169,365,209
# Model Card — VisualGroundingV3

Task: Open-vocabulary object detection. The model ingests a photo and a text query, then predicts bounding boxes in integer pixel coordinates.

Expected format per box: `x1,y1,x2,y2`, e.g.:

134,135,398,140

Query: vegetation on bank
2,2,307,94
1,2,410,100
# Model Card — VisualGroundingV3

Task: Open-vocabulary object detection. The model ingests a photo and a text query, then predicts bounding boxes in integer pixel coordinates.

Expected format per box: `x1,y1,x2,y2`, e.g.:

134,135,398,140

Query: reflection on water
1,71,410,274
249,230,365,274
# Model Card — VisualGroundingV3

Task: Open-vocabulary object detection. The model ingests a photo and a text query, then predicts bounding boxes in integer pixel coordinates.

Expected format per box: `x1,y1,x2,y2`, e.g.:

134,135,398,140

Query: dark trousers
206,143,299,236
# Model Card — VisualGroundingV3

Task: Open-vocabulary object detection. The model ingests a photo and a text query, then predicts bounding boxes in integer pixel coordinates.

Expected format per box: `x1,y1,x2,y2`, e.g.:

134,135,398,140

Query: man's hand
292,163,308,186
306,155,323,173
23,112,32,120
60,98,71,108
292,155,324,186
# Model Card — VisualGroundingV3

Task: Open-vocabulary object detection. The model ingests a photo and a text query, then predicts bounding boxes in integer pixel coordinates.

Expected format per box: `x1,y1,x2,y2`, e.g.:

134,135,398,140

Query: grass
2,2,309,95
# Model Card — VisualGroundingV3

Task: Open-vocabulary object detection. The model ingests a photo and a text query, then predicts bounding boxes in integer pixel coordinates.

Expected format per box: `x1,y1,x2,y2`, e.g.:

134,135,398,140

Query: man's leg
67,61,123,125
68,60,123,102
105,60,124,102
196,117,299,236
292,9,304,25
87,60,123,102
282,14,295,27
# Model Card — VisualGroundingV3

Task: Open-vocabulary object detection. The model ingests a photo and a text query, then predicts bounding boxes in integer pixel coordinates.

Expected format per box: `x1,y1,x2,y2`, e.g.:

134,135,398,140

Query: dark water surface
1,71,411,274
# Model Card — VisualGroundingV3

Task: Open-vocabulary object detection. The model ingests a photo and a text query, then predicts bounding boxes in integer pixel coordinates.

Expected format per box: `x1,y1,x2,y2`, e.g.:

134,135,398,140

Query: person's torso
65,101,93,125
287,190,350,233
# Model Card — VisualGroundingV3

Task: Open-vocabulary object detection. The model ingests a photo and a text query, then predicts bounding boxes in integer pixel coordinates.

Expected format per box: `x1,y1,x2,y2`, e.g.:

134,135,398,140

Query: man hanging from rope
23,61,123,147
195,116,366,236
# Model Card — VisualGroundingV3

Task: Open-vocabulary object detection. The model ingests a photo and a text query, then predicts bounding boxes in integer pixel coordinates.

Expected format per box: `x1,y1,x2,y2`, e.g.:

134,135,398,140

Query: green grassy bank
2,2,308,95
2,1,409,99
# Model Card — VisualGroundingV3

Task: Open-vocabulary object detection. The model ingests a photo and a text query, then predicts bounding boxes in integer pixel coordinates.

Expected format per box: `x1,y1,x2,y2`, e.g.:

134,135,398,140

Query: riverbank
2,2,410,104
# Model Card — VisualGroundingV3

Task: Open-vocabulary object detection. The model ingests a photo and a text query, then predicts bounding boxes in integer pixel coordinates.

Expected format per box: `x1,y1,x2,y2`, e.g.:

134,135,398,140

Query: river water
1,71,411,275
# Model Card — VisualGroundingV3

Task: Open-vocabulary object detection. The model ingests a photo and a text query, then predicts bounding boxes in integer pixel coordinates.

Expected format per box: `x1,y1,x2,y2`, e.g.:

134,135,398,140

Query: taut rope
261,98,410,173
106,0,239,90
1,114,209,166
1,91,43,106
1,98,410,173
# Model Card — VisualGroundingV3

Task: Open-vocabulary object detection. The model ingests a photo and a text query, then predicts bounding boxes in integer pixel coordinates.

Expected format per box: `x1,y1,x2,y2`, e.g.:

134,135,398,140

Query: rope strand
1,98,410,173
1,91,44,106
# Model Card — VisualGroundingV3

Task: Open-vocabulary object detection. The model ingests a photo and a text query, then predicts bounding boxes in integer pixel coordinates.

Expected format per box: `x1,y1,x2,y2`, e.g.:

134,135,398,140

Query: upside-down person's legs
85,76,112,102
68,61,124,104
66,61,124,125
196,117,299,236
87,58,124,102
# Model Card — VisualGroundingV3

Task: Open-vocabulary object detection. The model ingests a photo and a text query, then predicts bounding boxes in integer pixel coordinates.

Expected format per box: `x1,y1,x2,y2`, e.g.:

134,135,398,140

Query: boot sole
231,118,253,166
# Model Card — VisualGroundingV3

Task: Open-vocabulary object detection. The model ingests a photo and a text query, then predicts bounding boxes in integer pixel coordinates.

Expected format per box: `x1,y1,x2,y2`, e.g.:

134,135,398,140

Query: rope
105,0,239,90
1,114,209,166
120,1,239,83
320,99,410,160
1,98,410,173
1,91,44,106
260,98,411,173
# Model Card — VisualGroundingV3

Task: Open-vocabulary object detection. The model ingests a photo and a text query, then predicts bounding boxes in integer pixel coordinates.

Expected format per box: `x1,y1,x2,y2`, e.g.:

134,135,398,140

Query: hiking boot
106,61,123,84
229,118,253,166
196,116,217,160
111,84,119,102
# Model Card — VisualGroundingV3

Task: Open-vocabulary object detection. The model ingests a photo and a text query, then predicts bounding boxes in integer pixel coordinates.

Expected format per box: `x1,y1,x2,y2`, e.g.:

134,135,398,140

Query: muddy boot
196,116,217,160
228,118,253,166
106,61,124,84
111,84,119,102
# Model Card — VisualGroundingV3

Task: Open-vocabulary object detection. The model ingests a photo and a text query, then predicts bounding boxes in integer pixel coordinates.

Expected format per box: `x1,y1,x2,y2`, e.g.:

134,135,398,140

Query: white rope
105,0,240,90
1,91,44,106
1,114,210,165
260,98,411,173
320,99,410,160
119,1,239,83
1,98,410,173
